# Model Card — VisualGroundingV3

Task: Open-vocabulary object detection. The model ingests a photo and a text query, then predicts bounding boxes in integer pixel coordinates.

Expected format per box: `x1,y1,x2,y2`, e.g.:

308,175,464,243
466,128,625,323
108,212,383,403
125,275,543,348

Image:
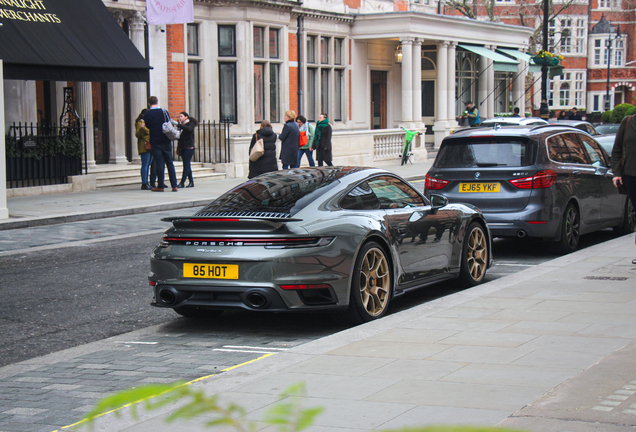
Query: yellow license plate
459,183,501,193
183,263,239,279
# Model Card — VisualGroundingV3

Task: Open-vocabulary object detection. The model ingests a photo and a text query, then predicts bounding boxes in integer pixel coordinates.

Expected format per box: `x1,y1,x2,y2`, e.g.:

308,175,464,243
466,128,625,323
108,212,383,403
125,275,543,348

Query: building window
559,82,570,107
321,69,329,114
188,62,200,120
593,94,600,111
187,23,201,119
575,19,586,54
187,24,199,56
307,68,317,121
594,39,602,65
254,26,265,58
254,63,265,122
548,20,555,52
269,28,279,59
599,0,619,8
252,24,282,123
270,63,280,123
560,19,571,53
307,35,316,64
219,63,237,123
614,39,624,66
218,25,236,57
574,72,584,107
321,37,330,64
334,69,343,121
548,78,554,106
334,38,343,66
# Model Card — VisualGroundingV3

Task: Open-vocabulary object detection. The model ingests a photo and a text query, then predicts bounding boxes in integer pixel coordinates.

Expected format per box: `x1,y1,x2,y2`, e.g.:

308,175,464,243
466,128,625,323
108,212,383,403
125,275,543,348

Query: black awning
0,0,150,82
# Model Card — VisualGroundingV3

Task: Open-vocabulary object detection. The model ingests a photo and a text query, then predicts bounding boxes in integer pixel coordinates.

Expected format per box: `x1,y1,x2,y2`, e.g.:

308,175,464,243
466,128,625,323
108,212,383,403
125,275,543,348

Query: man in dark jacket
143,96,178,192
568,107,582,120
611,114,636,264
278,110,300,169
314,113,333,166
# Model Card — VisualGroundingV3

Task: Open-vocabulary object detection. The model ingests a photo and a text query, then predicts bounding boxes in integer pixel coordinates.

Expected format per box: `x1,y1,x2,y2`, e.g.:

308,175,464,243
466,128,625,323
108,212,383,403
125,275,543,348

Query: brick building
447,0,636,116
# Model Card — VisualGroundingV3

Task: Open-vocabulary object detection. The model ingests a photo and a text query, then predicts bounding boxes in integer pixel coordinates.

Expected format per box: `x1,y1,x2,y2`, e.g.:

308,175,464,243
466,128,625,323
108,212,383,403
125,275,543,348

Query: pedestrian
296,115,315,167
557,111,567,120
569,107,582,120
134,109,152,190
278,110,300,169
611,114,636,265
460,101,481,127
511,107,521,118
248,120,279,179
143,96,179,192
176,112,197,188
314,113,333,166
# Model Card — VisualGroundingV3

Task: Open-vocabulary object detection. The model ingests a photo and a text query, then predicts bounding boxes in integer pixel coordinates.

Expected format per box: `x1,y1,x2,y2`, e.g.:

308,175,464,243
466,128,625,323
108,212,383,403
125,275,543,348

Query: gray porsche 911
149,167,492,323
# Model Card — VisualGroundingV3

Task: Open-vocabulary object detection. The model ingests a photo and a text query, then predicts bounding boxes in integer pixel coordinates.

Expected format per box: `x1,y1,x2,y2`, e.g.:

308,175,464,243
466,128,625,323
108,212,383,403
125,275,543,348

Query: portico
350,12,533,148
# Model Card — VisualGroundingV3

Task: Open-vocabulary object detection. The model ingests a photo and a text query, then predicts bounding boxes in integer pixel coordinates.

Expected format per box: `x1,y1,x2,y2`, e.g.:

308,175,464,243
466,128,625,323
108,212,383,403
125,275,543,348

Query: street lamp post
539,0,549,119
605,23,621,112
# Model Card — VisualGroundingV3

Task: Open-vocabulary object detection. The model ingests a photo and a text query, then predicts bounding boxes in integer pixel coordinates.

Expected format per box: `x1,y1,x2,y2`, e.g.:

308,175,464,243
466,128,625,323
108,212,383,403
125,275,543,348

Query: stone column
400,38,414,125
513,59,526,115
447,42,458,127
478,55,489,119
129,13,147,163
433,41,449,149
412,39,423,128
486,46,495,118
108,82,128,164
75,82,96,167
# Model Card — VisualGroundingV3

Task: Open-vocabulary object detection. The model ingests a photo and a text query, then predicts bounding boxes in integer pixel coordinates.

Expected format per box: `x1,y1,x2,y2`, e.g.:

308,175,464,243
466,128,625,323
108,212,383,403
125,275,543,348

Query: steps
89,162,225,189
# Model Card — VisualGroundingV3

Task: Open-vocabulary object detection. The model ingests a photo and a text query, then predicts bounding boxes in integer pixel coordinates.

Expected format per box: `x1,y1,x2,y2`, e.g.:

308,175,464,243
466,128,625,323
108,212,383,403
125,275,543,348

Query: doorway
92,82,109,164
371,71,387,129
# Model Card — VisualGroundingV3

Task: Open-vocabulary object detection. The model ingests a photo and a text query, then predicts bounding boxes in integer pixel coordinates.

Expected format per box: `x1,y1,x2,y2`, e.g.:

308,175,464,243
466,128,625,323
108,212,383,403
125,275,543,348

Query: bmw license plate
459,183,500,193
183,263,239,279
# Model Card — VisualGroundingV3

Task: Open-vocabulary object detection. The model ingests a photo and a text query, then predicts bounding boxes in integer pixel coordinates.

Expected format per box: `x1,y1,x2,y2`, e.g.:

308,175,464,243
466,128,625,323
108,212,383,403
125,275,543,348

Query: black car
424,125,634,254
150,167,492,323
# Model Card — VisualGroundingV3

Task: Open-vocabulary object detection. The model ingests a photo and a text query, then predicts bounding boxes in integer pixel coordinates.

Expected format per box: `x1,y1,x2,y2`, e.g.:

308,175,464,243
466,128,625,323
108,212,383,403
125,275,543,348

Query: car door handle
572,171,580,175
396,227,408,234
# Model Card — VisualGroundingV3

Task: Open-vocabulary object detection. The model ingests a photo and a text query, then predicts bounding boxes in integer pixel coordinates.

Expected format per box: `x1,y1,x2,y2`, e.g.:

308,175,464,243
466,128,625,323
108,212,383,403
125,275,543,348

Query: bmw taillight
425,173,449,190
510,170,557,189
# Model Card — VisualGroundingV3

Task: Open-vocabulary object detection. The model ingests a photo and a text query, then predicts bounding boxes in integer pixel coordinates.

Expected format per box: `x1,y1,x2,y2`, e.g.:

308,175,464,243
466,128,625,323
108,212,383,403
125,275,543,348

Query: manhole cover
583,276,629,281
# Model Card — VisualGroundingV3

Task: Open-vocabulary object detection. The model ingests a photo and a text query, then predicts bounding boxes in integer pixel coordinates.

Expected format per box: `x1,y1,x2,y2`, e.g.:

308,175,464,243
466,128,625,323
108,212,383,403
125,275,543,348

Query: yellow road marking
50,352,277,432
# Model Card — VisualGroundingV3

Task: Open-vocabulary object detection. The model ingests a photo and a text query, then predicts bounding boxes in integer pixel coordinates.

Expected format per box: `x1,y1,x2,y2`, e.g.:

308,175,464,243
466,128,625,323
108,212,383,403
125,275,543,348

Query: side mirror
430,194,448,209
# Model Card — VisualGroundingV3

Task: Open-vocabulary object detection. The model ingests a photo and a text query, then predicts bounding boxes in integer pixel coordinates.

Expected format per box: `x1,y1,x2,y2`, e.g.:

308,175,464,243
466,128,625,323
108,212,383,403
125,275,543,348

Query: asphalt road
0,206,620,369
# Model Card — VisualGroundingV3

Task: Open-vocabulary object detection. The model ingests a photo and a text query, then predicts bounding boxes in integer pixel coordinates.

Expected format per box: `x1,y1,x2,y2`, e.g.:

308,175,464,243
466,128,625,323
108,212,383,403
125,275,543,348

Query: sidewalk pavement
78,233,636,432
0,160,430,231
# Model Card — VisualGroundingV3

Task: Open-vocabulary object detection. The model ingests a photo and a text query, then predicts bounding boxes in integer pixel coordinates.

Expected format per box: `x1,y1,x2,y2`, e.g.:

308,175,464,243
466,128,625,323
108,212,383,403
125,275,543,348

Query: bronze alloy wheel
359,246,390,317
466,226,488,282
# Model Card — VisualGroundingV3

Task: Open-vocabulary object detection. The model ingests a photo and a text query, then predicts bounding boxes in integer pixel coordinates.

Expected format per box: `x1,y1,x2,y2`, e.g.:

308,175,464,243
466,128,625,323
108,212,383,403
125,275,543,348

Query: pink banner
147,0,194,25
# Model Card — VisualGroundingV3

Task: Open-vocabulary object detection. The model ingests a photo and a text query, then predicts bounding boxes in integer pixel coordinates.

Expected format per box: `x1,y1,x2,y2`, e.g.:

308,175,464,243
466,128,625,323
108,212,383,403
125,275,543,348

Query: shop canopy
458,44,519,72
496,48,542,73
0,0,150,82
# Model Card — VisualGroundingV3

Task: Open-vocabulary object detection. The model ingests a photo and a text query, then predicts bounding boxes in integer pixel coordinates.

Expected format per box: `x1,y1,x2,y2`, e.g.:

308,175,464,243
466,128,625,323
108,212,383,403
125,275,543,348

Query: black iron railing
5,121,88,189
172,120,231,164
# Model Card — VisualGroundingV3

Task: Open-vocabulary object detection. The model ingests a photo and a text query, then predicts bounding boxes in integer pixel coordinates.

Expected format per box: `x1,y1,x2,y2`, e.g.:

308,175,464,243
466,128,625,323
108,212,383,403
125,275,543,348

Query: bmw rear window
435,138,535,168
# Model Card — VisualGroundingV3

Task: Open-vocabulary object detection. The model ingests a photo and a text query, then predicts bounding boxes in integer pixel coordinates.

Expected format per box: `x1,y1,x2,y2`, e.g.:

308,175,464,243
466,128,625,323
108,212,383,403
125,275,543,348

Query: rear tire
458,222,489,287
348,241,392,324
613,198,635,236
173,306,224,319
552,203,580,254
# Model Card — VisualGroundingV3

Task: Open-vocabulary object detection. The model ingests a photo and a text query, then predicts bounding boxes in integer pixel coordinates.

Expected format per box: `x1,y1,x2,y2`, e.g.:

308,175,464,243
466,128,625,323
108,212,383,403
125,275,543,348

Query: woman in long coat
248,120,278,179
278,110,300,169
176,112,198,188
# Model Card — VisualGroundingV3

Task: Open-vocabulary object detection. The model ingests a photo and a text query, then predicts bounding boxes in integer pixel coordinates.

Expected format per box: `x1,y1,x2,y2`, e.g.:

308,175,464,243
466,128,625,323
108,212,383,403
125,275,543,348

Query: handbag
249,134,265,162
162,110,181,141
144,141,151,151
299,130,308,148
617,116,631,195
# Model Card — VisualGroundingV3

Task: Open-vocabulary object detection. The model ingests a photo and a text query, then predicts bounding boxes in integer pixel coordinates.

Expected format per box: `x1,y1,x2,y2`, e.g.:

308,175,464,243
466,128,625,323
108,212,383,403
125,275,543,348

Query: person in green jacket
135,109,153,190
296,115,315,167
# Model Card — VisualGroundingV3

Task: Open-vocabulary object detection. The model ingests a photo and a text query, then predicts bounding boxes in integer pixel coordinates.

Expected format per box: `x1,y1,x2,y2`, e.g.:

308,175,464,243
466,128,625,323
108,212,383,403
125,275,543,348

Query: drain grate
584,276,629,281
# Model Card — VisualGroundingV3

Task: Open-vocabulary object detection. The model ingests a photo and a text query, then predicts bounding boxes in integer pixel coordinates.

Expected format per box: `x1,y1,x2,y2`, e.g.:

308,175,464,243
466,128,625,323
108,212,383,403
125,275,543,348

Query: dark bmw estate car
150,167,492,323
424,125,634,254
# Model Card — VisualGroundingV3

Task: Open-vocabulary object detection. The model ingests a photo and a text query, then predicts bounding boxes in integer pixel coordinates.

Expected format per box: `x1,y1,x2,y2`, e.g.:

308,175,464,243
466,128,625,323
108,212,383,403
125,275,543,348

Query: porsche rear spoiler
161,216,303,230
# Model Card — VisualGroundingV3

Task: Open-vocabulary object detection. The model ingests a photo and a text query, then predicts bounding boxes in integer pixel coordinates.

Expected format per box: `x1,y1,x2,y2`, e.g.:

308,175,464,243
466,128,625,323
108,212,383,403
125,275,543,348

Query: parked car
480,117,549,127
424,124,634,254
150,167,492,323
548,119,616,153
594,123,621,135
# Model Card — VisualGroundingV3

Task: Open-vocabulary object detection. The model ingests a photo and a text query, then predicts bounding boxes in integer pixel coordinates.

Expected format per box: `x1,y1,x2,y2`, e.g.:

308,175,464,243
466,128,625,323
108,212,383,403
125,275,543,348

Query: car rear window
197,168,361,217
435,138,535,168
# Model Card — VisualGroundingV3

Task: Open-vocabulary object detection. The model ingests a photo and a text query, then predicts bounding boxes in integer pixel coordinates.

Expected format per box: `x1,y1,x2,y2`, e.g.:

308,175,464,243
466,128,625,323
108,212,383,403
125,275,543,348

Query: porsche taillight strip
160,237,334,248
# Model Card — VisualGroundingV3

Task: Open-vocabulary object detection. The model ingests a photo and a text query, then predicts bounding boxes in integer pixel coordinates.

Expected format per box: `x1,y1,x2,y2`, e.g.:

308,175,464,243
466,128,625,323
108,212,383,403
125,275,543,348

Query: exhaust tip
246,292,267,308
159,288,178,305
517,230,527,238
